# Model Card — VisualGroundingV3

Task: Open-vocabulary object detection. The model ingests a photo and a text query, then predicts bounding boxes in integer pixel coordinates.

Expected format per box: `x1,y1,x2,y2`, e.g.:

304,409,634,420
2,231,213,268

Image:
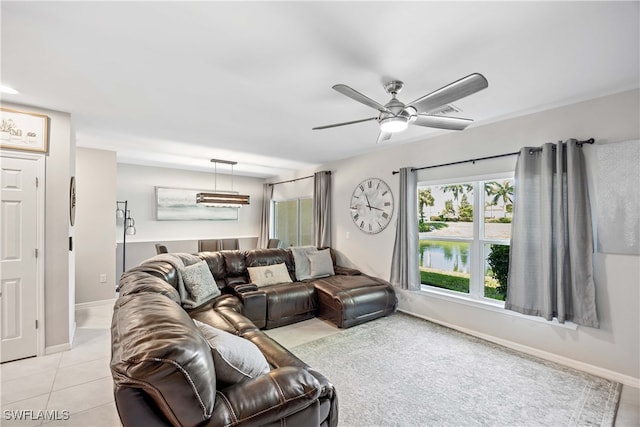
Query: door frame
0,150,45,357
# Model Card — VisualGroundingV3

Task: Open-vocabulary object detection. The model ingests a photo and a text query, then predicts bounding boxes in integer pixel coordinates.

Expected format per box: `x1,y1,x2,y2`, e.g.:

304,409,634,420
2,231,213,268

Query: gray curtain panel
313,171,331,247
390,167,420,290
505,140,599,327
257,183,273,248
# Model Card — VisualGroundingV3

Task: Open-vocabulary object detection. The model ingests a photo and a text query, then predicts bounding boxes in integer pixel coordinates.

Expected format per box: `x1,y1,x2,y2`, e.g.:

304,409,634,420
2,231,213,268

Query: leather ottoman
312,274,397,328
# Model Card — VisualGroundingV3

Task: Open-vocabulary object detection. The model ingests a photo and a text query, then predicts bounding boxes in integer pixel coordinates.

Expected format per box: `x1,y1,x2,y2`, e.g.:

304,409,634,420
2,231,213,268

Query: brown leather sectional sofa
110,247,397,426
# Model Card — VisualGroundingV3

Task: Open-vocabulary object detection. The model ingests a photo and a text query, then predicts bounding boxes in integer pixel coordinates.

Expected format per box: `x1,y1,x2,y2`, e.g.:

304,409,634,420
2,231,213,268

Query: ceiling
1,2,638,178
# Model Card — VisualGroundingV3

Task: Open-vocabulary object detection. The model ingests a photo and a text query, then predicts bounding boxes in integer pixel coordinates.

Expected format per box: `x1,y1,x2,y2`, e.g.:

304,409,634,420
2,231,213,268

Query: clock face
350,178,394,234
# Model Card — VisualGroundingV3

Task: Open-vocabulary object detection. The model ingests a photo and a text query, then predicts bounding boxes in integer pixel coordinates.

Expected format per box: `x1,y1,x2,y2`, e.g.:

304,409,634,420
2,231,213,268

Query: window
418,177,513,301
273,198,312,248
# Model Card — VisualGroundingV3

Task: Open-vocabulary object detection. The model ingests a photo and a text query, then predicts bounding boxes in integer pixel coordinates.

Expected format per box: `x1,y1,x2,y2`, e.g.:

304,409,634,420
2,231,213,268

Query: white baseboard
399,308,640,388
45,342,71,355
75,298,117,310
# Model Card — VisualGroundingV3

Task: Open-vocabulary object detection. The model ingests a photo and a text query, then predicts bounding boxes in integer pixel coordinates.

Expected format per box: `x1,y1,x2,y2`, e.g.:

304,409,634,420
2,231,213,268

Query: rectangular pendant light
195,192,250,206
196,159,251,207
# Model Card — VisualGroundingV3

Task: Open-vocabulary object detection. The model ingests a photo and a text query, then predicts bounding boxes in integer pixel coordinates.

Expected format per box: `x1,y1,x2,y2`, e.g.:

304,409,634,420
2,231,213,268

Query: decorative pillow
247,263,292,287
307,249,335,279
181,260,221,309
193,319,270,385
291,245,318,280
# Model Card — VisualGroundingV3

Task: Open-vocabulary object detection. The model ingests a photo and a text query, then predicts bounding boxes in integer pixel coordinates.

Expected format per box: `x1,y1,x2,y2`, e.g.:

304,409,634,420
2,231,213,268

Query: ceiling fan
313,73,488,143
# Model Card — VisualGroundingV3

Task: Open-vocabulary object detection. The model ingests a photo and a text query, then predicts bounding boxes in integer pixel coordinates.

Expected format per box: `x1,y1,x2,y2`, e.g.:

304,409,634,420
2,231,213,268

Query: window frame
417,172,513,304
271,197,313,247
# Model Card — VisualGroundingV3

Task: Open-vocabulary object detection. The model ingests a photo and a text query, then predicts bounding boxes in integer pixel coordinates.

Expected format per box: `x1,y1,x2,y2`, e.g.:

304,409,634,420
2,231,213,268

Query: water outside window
420,240,471,294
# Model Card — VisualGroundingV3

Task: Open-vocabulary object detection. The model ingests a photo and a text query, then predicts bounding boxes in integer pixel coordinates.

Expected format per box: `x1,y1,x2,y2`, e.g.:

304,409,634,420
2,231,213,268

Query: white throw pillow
307,249,335,279
193,319,270,385
247,263,292,287
291,245,318,280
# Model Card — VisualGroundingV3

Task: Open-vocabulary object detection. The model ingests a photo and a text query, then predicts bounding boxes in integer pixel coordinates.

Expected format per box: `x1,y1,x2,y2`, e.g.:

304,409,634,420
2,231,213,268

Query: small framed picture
0,107,49,153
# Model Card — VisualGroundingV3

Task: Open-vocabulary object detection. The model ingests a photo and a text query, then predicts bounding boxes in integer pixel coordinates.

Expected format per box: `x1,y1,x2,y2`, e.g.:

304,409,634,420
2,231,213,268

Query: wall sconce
116,200,136,290
196,159,250,207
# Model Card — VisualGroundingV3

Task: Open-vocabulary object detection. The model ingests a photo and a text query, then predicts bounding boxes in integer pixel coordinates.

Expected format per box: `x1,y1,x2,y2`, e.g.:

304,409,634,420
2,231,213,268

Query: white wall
115,164,264,269
75,148,117,304
117,163,263,241
313,89,640,384
3,102,75,353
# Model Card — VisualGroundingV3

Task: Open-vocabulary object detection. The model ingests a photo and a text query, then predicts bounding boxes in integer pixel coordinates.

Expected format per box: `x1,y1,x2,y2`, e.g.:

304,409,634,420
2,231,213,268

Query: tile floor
1,303,638,427
0,303,119,427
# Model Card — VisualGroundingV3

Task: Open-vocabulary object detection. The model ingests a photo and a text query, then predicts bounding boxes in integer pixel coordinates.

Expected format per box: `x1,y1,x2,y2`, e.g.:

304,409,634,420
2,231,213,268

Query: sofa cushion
118,271,181,303
194,319,270,385
181,260,221,308
198,252,227,284
248,263,292,287
263,282,318,326
291,246,318,280
307,249,335,279
246,248,296,280
111,293,216,425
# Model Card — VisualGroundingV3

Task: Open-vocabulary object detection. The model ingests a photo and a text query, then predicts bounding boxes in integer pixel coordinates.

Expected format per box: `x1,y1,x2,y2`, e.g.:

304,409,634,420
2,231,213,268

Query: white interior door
1,156,39,363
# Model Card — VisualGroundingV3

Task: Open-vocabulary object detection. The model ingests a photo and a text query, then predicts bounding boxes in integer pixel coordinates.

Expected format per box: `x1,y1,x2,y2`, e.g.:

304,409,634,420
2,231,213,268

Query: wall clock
350,177,394,234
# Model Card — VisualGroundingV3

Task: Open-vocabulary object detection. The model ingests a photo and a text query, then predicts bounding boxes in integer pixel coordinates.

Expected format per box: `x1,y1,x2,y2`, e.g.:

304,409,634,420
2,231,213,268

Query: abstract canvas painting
155,187,239,221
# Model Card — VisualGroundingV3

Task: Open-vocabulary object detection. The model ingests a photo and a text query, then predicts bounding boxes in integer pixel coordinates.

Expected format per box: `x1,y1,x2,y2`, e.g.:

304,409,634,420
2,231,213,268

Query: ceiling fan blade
376,131,392,144
413,115,473,131
333,84,393,114
312,117,378,130
407,73,488,114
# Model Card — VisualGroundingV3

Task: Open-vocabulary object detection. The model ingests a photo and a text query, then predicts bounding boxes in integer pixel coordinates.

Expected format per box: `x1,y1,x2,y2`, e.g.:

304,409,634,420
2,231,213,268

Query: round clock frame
350,177,394,234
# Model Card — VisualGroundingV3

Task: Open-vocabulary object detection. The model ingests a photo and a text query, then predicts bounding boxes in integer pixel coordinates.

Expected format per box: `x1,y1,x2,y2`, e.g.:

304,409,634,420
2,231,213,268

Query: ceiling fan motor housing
384,80,404,95
383,97,406,115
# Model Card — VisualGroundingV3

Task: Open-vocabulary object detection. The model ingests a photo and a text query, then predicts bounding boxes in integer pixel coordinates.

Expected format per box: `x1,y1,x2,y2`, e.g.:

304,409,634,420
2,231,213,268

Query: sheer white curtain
390,167,420,290
506,140,599,327
313,171,331,247
257,184,273,248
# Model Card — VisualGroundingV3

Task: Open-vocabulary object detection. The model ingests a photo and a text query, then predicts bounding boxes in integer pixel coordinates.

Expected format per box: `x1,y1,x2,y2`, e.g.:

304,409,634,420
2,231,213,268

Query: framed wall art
155,187,239,221
0,107,49,153
596,140,639,255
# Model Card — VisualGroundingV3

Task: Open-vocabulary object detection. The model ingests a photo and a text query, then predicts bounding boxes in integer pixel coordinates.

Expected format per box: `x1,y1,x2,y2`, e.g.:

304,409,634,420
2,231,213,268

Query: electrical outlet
346,232,350,240
99,274,107,283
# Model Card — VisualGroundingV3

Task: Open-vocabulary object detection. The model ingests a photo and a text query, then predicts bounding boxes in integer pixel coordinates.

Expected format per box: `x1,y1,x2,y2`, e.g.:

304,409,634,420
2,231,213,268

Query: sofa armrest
334,265,361,276
227,285,267,329
227,282,259,293
209,367,322,426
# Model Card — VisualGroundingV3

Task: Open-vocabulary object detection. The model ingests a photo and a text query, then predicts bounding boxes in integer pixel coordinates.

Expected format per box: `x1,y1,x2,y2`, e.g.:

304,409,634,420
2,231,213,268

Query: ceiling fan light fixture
379,116,409,133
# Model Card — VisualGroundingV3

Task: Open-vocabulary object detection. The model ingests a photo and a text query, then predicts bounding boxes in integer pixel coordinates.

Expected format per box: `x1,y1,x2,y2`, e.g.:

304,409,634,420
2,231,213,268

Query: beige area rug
291,313,621,427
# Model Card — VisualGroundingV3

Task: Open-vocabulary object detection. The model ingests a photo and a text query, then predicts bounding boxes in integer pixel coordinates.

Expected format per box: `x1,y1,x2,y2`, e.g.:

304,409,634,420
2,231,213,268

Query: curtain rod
392,138,594,175
269,174,314,186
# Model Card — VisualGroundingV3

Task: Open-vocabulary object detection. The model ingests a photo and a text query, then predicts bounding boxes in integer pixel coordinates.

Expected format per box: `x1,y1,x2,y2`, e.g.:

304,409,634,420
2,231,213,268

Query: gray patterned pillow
181,260,221,309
